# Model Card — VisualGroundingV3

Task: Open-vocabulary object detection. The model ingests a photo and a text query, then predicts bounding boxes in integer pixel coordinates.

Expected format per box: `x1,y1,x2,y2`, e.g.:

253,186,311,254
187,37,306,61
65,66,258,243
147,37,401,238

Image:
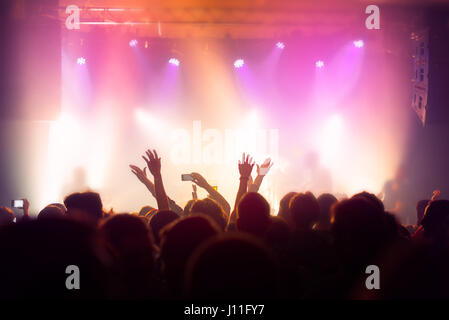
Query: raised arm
141,149,170,210
130,164,182,213
190,172,231,215
229,153,254,223
248,158,273,193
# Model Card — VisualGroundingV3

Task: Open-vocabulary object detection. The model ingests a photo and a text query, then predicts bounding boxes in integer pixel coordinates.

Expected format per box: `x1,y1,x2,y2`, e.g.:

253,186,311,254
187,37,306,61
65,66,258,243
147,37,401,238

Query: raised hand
190,172,210,189
256,158,273,176
140,149,168,210
142,149,162,177
129,165,151,185
190,172,230,214
238,153,255,178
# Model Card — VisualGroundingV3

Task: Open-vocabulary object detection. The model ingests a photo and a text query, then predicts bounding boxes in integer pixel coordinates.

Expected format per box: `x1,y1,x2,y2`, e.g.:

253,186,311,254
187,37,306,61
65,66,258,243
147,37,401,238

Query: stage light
234,59,244,68
276,42,285,49
144,40,149,48
353,40,364,48
315,60,324,68
169,58,180,66
129,39,138,47
77,57,86,65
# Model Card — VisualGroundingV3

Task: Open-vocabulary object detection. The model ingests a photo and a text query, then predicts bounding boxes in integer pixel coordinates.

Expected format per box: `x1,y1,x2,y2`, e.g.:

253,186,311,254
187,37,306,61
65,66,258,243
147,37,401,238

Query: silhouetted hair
317,193,338,229
100,213,153,257
99,214,154,298
352,191,384,212
38,205,65,220
160,215,220,295
64,192,103,222
278,192,297,226
289,192,320,230
237,192,271,237
48,203,67,213
190,198,227,230
331,197,386,263
149,210,180,245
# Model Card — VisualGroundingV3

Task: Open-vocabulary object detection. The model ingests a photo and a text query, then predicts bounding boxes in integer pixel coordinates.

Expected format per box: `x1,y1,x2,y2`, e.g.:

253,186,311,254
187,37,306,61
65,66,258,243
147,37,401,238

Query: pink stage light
234,59,244,68
77,57,86,65
315,60,324,68
276,42,285,49
129,39,138,47
353,40,364,48
169,58,180,66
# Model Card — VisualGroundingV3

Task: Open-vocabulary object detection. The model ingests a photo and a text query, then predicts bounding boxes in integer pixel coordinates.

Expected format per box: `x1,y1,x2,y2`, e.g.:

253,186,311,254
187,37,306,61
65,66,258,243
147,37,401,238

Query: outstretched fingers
146,149,154,161
142,155,150,165
153,149,160,160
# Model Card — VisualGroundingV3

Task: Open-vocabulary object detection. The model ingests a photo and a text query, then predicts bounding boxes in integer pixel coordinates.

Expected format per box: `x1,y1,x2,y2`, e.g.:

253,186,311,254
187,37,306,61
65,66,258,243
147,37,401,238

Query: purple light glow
129,39,138,47
315,60,324,68
234,59,244,68
353,40,364,48
276,42,285,49
169,58,180,66
77,57,86,65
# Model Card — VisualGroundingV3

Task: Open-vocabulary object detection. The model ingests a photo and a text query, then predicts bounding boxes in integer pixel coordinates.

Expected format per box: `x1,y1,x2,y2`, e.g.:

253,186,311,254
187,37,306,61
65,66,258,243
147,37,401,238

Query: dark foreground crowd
1,150,449,300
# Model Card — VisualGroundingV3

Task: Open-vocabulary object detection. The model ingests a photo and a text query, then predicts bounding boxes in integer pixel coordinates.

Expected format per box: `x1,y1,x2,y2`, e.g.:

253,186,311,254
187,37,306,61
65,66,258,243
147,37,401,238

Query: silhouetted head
38,205,65,220
416,200,430,225
317,193,338,230
190,198,227,231
149,210,180,246
98,213,154,298
421,200,449,239
289,192,320,230
185,233,279,299
278,192,297,226
99,213,153,260
0,206,15,227
64,192,103,225
237,192,271,237
160,215,220,296
331,197,386,263
48,203,67,213
352,191,384,212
